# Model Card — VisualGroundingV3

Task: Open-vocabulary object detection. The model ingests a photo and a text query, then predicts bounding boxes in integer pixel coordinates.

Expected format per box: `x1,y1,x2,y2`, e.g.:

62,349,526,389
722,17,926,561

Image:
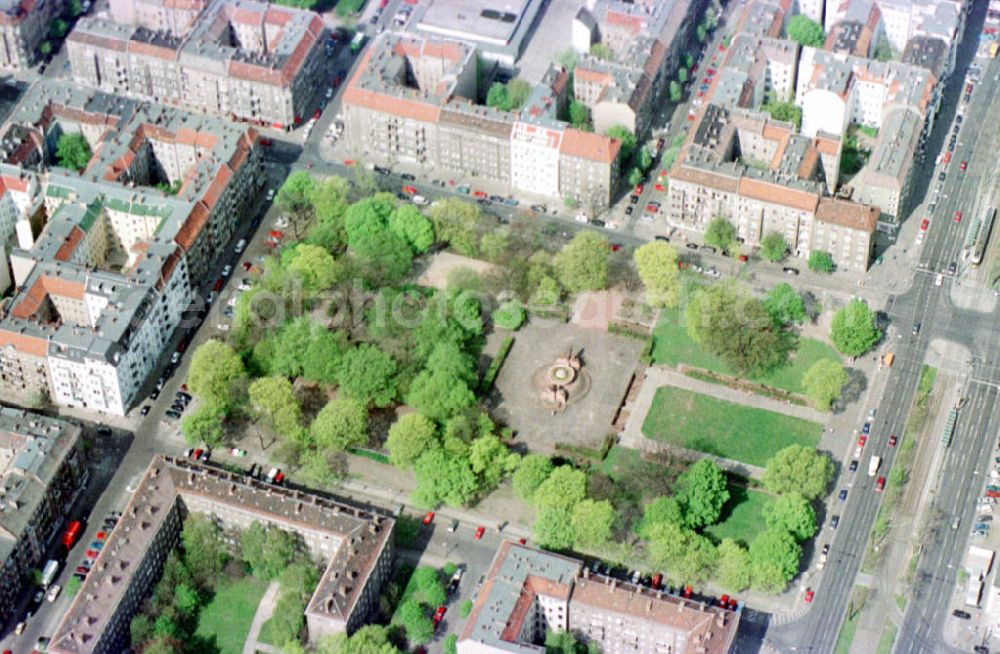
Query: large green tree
352,229,413,284
762,492,818,541
181,514,227,587
310,398,368,451
56,133,92,171
686,281,795,375
760,231,789,262
787,15,825,47
704,217,737,253
634,241,681,307
605,125,637,163
287,243,344,292
344,194,395,247
554,231,609,292
396,599,435,644
676,459,730,529
534,506,576,550
764,283,806,326
830,299,881,356
406,341,477,422
429,199,479,256
241,522,298,580
386,413,440,468
188,340,246,409
749,527,802,592
389,205,435,253
512,454,554,501
715,538,752,591
639,495,685,537
571,499,615,549
646,521,718,584
808,250,835,273
468,434,519,491
338,344,398,408
318,625,401,654
802,359,849,410
248,376,302,437
532,465,587,512
761,445,833,500
180,403,226,447
412,447,479,507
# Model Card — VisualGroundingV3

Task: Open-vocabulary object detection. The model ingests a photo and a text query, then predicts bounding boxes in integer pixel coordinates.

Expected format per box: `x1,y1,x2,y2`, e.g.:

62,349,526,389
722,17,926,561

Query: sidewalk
619,365,829,480
242,581,281,654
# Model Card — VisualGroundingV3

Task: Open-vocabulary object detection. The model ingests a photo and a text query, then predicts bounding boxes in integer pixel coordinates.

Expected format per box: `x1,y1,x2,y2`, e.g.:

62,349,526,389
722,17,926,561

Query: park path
620,365,829,480
243,581,281,654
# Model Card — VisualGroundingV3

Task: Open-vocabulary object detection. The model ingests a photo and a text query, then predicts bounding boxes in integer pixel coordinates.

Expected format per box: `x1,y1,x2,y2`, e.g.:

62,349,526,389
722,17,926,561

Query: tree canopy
762,492,818,541
310,398,368,451
764,283,806,326
389,205,435,253
749,527,802,592
248,376,302,437
56,133,92,172
532,465,587,512
715,538,752,591
554,231,609,292
787,15,825,47
760,231,789,262
675,459,730,529
830,299,881,356
513,454,554,501
802,359,849,410
187,340,246,409
762,445,833,500
429,199,479,256
605,125,637,163
570,499,615,549
634,241,681,307
808,250,835,273
337,344,398,408
646,521,718,584
275,170,316,216
704,218,737,253
387,413,439,467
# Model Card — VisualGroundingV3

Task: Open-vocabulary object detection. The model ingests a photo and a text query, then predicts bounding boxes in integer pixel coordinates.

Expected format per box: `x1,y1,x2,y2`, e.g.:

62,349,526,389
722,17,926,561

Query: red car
955,210,963,223
473,190,488,198
645,204,659,213
433,605,446,629
312,108,321,121
273,471,285,485
654,183,665,192
989,490,1000,498
96,531,107,541
241,261,253,271
423,511,435,525
875,476,886,492
609,243,623,252
920,218,929,232
192,448,204,460
707,68,716,75
342,159,355,166
960,161,967,171
857,434,867,447
269,230,285,241
804,589,814,603
259,138,273,147
518,537,527,545
888,434,898,446
213,278,224,292
651,572,662,589
682,584,693,598
474,526,485,540
719,593,730,607
402,185,417,195
85,548,100,559
738,254,748,262
634,184,644,194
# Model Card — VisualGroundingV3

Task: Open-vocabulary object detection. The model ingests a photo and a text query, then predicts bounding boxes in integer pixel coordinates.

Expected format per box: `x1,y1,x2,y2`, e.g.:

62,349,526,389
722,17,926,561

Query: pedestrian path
243,581,281,654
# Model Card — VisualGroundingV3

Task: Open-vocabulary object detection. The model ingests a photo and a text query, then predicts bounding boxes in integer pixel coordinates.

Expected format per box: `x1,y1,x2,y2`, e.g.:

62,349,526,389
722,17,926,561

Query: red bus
62,521,82,549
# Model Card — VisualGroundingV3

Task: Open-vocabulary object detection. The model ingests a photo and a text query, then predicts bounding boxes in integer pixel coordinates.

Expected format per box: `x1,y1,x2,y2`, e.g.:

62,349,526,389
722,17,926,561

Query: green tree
568,100,590,129
571,499,614,549
396,599,434,644
532,465,587,512
531,276,562,307
429,198,480,255
646,521,718,584
181,514,227,587
638,146,654,172
534,506,575,550
69,0,84,16
808,250,835,273
749,527,802,592
704,217,737,253
248,376,302,437
639,495,685,537
764,283,806,325
676,459,730,529
669,80,682,103
696,24,707,42
486,82,509,110
555,231,609,292
387,413,439,468
241,522,298,580
310,176,351,227
131,614,154,647
605,125,637,163
49,18,69,38
761,445,833,500
479,229,509,262
589,43,614,60
188,340,246,408
677,67,688,83
344,195,394,247
388,205,435,253
762,492,817,541
318,625,401,654
276,170,316,217
492,300,526,330
686,281,795,375
760,231,789,262
338,344,398,408
406,342,477,421
513,454,554,501
352,228,413,284
310,398,368,451
180,403,226,447
830,298,881,356
787,15,825,47
287,243,343,292
412,447,479,507
715,538,752,591
468,434,519,490
302,329,347,384
762,98,803,131
627,167,644,188
802,359,849,410
506,79,532,109
634,241,681,307
55,133,92,171
39,41,53,56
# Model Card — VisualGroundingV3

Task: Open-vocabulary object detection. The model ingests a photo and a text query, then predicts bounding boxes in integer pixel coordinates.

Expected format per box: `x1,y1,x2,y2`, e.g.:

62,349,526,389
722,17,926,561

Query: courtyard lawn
194,575,269,654
650,308,841,395
704,485,770,546
641,386,822,467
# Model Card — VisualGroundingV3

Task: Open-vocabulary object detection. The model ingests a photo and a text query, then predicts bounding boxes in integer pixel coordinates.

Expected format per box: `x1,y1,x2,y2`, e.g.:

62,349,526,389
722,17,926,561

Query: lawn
650,308,841,395
704,485,770,546
641,386,822,467
876,621,898,654
194,575,269,654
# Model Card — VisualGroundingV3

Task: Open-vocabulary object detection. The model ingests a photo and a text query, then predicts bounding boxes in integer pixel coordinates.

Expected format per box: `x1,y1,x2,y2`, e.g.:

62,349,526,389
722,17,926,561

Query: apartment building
0,408,84,622
49,455,395,653
0,81,261,414
667,104,877,270
0,0,65,70
458,541,739,654
66,0,328,129
342,34,621,209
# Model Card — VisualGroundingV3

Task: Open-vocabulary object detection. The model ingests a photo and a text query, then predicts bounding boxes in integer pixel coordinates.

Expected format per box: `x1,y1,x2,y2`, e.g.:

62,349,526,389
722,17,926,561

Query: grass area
650,308,841,395
704,485,770,546
641,386,822,467
895,594,907,611
194,575,269,654
833,586,870,654
876,621,899,654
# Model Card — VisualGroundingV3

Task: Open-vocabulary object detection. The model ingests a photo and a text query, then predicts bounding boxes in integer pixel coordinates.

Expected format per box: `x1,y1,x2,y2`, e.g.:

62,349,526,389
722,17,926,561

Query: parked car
422,511,435,525
830,515,840,529
838,489,848,501
875,476,886,492
849,459,858,472
474,526,485,540
783,267,799,275
165,410,181,420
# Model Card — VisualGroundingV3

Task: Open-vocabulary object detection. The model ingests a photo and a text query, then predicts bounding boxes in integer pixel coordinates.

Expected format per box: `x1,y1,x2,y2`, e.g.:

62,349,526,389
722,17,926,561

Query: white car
234,238,246,254
412,195,429,205
170,351,181,364
206,291,217,305
227,296,240,307
604,221,618,230
935,273,943,286
325,87,334,99
266,188,275,202
221,264,232,277
46,584,62,603
275,216,289,228
217,322,230,332
575,213,589,223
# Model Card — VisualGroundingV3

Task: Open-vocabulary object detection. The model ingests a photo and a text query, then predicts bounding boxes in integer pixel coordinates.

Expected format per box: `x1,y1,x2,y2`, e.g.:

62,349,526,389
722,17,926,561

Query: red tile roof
560,128,620,164
54,227,86,262
739,177,819,212
0,330,48,357
816,197,878,232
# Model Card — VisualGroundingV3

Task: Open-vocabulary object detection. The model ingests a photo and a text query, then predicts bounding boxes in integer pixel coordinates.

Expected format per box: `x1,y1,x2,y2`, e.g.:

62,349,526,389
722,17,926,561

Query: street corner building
0,80,263,415
65,0,328,130
0,408,85,623
458,541,739,654
48,455,395,654
0,0,67,71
